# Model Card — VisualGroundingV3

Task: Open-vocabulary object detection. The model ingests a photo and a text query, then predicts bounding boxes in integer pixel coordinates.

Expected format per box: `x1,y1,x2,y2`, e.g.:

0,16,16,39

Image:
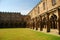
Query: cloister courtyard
0,28,60,40
0,0,60,40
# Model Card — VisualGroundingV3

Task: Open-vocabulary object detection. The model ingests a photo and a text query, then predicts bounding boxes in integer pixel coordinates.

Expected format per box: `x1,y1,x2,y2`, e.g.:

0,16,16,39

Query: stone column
58,9,60,34
33,19,35,29
36,17,38,30
40,16,43,31
46,13,50,32
29,21,31,29
30,20,32,29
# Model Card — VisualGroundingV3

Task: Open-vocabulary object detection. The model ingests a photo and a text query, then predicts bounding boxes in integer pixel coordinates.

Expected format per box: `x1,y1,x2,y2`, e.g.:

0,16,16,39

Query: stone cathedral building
0,12,30,28
28,0,60,35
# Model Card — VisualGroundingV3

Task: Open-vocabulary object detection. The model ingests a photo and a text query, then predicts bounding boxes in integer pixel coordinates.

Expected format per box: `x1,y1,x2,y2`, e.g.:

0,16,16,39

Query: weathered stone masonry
28,0,60,35
0,12,30,28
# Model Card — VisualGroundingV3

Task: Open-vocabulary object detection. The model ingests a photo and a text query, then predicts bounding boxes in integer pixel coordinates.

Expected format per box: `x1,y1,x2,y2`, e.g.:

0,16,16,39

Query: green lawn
0,28,60,40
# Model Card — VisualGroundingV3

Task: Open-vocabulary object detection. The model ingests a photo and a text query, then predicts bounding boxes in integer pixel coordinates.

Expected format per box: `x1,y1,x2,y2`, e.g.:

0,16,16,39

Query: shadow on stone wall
0,22,27,28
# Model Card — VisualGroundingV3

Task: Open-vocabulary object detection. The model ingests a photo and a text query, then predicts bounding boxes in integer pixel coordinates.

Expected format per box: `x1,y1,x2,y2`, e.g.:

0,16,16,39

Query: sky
0,0,40,15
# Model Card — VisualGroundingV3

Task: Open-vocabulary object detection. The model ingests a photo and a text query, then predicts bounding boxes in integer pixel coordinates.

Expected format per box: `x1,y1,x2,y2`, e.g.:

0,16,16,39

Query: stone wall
28,0,60,34
0,12,30,28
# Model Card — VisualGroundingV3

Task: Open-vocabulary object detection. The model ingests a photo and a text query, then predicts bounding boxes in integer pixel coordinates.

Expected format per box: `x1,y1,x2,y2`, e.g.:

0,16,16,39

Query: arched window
43,2,45,10
52,0,56,6
38,6,40,14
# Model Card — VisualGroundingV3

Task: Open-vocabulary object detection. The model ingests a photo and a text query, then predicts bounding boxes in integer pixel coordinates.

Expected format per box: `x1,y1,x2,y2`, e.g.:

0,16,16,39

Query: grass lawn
0,28,60,40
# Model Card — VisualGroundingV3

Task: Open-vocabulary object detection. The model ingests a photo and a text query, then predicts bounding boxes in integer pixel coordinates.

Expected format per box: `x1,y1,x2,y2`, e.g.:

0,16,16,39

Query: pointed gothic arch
50,14,57,29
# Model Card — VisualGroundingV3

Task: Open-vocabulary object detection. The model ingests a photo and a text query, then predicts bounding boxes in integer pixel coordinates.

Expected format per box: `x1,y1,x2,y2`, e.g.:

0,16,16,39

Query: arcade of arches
28,9,60,35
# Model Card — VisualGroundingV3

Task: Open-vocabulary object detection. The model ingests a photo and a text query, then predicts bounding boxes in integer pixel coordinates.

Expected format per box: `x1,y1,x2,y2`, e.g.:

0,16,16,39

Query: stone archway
42,17,47,28
50,14,57,29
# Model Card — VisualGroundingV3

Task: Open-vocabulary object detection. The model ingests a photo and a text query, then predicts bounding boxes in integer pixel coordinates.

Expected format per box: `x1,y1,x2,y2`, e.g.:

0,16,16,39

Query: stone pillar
29,21,31,29
36,17,38,30
58,9,60,34
40,16,43,31
30,20,32,29
28,23,30,28
33,19,35,29
46,13,50,32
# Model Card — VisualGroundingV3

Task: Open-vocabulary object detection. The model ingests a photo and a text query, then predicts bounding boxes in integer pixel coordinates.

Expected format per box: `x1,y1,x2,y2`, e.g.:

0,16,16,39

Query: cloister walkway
33,28,60,36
